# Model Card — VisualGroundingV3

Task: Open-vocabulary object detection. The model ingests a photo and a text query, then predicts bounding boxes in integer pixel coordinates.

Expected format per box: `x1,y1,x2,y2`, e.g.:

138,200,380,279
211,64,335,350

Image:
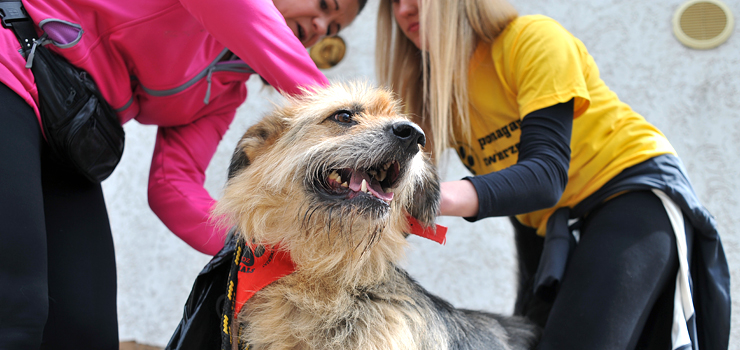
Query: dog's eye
330,111,355,125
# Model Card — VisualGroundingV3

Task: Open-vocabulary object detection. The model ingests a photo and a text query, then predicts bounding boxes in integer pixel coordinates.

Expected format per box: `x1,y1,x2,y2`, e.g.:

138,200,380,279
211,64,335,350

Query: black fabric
0,83,119,350
536,191,680,350
566,154,730,350
2,0,125,183
514,153,730,349
511,217,552,327
30,43,125,183
166,233,237,350
532,207,577,302
220,235,243,350
465,99,573,219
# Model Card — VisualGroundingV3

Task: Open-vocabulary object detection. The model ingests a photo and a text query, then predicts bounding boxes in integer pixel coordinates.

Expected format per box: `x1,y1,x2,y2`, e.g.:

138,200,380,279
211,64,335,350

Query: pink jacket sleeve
149,0,330,255
147,111,235,256
179,0,330,94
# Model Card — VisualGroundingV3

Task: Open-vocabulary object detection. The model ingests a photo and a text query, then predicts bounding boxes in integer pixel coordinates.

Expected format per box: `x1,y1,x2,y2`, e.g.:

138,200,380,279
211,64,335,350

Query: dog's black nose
391,121,426,153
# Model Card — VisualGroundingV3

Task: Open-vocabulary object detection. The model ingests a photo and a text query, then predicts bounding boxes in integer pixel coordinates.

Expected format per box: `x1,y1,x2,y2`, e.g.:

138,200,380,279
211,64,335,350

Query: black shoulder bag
1,0,124,183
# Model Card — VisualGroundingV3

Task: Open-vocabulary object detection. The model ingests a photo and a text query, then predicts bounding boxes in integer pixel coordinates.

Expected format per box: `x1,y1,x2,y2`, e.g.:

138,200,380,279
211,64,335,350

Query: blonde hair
376,0,518,161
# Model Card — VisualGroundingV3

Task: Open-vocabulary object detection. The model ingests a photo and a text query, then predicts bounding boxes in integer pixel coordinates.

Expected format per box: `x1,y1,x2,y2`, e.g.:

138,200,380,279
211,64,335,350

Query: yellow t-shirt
455,15,675,236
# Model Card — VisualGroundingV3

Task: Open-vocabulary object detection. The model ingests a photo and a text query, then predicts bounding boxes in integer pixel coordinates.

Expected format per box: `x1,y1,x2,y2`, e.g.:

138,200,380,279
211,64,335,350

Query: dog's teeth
341,182,348,188
377,169,387,181
361,179,368,193
330,171,343,182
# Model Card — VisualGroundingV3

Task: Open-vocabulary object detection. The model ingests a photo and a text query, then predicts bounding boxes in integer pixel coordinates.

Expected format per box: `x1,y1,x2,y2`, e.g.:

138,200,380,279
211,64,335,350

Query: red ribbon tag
406,215,448,245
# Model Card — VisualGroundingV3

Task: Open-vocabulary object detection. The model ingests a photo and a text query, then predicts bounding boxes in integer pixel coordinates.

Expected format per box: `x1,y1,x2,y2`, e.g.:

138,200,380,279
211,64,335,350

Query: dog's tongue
348,170,394,201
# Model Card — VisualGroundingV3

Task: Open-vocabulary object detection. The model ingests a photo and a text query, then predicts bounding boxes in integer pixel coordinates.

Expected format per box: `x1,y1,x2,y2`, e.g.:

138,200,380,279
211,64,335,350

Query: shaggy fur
215,82,540,350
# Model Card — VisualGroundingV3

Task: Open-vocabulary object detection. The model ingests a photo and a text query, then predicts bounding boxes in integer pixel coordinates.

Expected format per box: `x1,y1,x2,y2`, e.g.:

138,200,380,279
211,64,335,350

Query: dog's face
215,83,439,268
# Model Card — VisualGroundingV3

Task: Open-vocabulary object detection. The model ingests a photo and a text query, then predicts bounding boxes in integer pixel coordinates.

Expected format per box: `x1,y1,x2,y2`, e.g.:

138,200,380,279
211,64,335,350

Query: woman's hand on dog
439,180,479,218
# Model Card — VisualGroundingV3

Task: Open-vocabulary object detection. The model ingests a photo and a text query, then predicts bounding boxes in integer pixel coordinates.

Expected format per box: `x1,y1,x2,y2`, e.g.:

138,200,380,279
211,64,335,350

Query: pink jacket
0,0,329,255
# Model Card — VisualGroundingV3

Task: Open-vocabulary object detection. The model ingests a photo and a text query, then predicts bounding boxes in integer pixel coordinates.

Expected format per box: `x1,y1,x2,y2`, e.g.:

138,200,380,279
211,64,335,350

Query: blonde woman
376,0,730,349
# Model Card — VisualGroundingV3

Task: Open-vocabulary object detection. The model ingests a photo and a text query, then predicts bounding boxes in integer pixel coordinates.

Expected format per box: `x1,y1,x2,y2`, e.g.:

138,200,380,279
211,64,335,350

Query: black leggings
0,84,119,349
516,190,686,350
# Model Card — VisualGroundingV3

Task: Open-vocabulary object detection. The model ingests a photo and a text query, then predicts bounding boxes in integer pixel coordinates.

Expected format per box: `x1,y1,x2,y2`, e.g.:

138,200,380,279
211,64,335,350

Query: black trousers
0,83,119,349
514,190,686,350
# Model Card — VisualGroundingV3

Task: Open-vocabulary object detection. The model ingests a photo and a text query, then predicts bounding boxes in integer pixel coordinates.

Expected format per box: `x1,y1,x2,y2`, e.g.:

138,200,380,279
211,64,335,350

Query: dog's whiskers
302,206,320,229
300,203,377,250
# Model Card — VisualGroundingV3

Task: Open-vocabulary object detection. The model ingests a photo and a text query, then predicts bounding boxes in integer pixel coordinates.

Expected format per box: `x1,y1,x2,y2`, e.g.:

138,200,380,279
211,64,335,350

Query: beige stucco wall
105,0,739,346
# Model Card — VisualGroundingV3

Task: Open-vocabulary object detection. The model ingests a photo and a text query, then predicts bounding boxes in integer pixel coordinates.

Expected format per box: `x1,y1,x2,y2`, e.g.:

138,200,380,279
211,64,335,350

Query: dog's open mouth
324,161,401,203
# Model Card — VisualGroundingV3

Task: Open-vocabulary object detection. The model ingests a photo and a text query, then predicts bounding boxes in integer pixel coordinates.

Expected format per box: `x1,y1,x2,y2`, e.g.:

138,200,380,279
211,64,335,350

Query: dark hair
357,0,368,14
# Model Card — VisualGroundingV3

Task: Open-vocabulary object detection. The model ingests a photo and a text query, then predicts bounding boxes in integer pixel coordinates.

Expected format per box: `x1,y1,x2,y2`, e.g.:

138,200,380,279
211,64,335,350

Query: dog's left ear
405,157,440,227
228,114,289,180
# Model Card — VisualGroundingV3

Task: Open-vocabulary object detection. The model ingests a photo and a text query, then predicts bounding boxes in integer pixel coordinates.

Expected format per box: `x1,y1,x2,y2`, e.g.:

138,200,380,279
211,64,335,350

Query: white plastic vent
673,0,734,49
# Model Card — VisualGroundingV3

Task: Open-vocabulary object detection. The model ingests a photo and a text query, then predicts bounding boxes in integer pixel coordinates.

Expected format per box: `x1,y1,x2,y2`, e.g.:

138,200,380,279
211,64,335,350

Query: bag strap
0,0,43,67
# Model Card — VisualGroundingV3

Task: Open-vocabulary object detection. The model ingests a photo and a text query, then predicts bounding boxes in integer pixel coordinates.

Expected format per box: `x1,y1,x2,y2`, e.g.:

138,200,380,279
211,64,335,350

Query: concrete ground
120,341,162,350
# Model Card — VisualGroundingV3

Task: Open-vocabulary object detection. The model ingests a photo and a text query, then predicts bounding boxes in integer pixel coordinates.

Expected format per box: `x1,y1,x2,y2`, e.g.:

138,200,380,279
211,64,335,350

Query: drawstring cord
204,67,214,105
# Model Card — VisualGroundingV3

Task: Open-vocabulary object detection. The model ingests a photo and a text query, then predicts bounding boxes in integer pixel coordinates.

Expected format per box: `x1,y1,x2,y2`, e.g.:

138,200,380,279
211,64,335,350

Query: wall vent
673,0,734,49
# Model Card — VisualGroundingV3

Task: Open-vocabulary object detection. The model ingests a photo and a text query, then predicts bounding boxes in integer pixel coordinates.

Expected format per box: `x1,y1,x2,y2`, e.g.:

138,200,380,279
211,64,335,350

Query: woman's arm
147,110,236,256
178,0,329,94
147,0,333,255
439,99,574,219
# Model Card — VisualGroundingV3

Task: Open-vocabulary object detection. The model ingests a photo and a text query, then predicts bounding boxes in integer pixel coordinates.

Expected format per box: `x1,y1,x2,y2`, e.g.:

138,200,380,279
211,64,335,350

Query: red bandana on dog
231,217,448,317
221,218,448,348
233,244,295,317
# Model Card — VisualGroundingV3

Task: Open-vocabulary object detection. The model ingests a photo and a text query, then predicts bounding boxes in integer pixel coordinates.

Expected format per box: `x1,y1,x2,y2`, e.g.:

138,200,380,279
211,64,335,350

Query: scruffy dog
215,82,540,350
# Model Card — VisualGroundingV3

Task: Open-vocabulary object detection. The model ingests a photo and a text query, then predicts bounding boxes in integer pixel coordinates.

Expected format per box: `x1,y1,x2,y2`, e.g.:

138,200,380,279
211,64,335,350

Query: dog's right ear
227,114,289,180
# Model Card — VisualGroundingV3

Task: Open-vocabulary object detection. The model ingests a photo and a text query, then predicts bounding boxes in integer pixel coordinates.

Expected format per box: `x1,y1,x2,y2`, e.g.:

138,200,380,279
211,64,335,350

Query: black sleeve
463,99,573,221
